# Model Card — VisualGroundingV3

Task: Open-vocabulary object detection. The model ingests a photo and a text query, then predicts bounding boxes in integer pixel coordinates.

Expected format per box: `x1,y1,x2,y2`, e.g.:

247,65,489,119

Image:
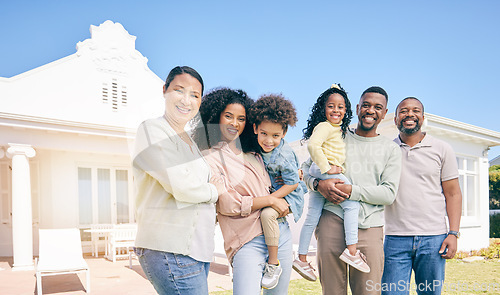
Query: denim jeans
232,221,293,295
297,191,325,254
297,163,358,254
382,234,447,295
135,248,210,295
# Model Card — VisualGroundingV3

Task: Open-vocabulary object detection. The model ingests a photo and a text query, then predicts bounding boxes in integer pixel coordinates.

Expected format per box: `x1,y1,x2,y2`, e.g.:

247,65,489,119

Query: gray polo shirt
384,133,459,236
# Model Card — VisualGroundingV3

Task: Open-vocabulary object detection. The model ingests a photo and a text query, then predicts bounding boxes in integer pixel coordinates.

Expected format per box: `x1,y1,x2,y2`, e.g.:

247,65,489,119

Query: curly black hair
302,84,353,140
249,94,298,133
192,87,256,152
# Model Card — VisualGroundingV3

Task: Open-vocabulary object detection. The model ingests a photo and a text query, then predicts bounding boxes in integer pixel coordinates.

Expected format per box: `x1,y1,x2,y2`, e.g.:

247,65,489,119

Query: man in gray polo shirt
381,97,462,295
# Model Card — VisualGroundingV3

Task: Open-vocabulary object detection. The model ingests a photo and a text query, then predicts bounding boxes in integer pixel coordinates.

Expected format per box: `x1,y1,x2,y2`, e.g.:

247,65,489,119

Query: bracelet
313,178,319,191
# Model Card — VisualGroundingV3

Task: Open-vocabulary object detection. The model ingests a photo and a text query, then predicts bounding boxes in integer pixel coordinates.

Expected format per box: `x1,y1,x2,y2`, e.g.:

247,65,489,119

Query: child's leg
261,207,280,265
339,199,360,255
297,191,325,260
308,162,323,179
297,163,337,261
328,173,359,254
338,198,370,273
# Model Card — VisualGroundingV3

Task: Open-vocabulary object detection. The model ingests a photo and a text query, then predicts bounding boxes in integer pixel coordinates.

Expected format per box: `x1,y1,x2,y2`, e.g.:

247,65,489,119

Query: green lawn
210,259,500,294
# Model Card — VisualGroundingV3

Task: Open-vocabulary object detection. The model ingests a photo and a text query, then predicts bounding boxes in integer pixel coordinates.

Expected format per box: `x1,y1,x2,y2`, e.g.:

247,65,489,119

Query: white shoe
339,248,370,273
261,261,282,289
292,259,317,281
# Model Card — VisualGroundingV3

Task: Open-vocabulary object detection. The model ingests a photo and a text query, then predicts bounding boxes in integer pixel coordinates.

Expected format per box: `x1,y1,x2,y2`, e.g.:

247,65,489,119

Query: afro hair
249,94,298,132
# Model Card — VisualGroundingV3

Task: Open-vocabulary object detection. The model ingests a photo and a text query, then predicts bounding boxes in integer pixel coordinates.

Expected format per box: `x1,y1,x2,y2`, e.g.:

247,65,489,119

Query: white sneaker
339,248,370,273
292,259,317,281
261,261,282,289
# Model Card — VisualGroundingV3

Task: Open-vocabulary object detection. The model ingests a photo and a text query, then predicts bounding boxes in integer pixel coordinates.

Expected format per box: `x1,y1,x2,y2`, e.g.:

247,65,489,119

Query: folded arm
348,145,402,206
133,123,217,205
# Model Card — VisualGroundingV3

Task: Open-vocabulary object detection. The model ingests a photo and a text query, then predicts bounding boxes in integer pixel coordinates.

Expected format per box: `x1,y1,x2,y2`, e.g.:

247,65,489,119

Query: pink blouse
203,141,271,263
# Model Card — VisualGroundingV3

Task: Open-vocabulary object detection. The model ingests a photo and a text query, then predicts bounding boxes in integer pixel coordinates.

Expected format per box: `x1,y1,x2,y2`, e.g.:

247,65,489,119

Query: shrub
491,213,500,238
490,165,500,209
455,238,500,259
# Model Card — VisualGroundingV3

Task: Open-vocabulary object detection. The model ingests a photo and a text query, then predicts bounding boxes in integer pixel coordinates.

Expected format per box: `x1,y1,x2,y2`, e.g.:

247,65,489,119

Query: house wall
428,131,491,251
306,117,494,252
0,124,132,256
377,116,493,251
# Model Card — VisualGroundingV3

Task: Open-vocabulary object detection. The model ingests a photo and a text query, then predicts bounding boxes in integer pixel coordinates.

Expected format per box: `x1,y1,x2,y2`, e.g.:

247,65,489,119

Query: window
456,156,478,219
77,166,134,229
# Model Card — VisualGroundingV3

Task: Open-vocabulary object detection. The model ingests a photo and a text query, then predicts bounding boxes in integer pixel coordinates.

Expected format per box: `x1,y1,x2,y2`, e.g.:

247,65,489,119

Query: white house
490,155,500,166
376,113,500,251
0,21,164,269
1,21,499,270
289,117,500,252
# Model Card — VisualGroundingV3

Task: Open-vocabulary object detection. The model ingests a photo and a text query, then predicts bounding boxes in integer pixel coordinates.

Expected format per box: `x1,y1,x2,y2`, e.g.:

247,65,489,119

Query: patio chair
107,226,137,263
90,223,113,257
35,228,90,294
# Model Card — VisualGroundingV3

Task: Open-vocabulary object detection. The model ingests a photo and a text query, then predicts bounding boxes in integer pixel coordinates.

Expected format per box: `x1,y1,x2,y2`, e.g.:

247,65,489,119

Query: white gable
0,21,164,130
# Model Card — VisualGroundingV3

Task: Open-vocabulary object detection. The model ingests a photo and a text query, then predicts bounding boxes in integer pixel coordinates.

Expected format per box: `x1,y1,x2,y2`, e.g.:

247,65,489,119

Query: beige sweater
133,117,218,262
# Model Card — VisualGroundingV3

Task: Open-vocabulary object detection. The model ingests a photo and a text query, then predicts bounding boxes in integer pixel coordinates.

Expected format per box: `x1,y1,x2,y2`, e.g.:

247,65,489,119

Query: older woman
132,66,218,295
194,88,293,295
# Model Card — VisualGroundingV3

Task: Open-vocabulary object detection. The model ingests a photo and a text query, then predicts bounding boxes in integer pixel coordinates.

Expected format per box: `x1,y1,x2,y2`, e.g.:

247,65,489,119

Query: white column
7,143,36,270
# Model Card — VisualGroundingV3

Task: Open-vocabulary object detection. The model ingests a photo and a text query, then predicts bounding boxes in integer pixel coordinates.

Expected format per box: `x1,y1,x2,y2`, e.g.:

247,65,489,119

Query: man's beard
398,118,421,134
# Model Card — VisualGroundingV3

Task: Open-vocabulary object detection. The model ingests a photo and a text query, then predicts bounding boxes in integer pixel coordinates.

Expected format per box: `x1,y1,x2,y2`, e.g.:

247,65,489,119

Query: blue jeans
382,234,447,295
135,248,210,295
232,221,293,295
297,164,358,255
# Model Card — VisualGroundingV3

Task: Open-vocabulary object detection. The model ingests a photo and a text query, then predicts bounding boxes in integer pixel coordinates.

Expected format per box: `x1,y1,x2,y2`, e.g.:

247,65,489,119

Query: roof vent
102,78,128,112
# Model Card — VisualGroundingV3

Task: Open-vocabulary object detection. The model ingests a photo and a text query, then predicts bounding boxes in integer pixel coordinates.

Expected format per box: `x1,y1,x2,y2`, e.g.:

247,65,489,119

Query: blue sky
1,1,499,159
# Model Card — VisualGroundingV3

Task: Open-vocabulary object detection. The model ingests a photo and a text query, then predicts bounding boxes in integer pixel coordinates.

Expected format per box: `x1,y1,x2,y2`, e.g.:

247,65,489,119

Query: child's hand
298,169,304,181
274,175,285,186
326,165,342,175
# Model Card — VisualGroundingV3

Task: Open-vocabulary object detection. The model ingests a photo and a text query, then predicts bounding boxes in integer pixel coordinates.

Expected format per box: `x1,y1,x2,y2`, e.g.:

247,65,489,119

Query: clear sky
1,0,499,159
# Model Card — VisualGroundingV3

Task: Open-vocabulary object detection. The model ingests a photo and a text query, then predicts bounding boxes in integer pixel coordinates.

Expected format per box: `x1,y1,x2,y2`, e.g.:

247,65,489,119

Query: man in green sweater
303,86,402,295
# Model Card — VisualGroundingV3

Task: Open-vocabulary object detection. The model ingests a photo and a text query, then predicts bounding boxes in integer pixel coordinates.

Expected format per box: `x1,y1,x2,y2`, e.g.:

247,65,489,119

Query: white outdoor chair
90,223,113,257
113,223,138,229
108,226,137,263
35,228,90,294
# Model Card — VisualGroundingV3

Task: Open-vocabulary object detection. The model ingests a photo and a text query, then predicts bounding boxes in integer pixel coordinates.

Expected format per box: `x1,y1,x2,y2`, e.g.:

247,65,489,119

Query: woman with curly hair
249,94,306,289
194,88,292,294
293,84,370,281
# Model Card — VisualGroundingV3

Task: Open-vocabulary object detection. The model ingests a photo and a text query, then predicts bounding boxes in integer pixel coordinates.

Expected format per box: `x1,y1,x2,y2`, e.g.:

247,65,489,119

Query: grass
210,259,500,294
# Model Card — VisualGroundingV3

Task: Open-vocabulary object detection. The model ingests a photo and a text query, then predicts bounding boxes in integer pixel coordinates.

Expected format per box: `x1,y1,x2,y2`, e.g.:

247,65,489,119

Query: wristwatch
313,178,320,191
448,230,460,239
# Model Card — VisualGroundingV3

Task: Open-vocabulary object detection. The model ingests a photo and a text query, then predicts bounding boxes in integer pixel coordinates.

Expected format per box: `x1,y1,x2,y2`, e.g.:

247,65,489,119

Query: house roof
378,113,500,148
0,21,164,134
490,155,500,166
